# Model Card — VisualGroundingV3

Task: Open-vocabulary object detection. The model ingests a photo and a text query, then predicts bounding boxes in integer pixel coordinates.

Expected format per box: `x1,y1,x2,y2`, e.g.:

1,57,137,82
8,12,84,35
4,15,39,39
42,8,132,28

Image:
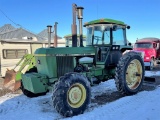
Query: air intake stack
71,4,78,47
54,22,58,47
77,7,84,47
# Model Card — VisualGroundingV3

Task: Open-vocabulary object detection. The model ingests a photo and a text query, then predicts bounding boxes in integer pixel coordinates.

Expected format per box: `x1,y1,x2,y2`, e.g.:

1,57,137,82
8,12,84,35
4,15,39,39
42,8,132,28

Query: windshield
112,28,125,45
86,25,126,46
134,43,153,48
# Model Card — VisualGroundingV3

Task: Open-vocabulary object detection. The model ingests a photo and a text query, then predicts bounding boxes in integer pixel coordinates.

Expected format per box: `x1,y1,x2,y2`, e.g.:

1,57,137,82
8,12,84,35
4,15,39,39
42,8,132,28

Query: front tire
52,73,91,117
115,51,145,95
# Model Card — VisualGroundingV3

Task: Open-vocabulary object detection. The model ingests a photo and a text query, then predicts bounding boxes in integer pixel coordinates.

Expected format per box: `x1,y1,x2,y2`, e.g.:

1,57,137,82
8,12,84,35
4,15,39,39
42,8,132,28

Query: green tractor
21,4,144,117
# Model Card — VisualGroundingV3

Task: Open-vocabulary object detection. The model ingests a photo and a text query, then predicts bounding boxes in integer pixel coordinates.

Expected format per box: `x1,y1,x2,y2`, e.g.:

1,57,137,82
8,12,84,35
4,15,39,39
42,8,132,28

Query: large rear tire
115,51,145,95
52,73,91,117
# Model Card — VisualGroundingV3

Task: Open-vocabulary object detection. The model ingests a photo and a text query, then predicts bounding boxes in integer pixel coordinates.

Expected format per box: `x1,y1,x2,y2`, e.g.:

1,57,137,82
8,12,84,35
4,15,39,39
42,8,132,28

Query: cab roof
84,18,126,27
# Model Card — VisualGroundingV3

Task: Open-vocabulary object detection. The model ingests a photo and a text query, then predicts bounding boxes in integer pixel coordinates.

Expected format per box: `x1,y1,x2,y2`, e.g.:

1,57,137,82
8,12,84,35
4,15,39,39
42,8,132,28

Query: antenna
96,0,99,19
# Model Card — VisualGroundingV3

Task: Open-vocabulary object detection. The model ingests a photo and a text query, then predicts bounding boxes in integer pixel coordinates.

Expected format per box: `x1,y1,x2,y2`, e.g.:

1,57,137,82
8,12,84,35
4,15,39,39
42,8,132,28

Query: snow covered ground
0,71,160,120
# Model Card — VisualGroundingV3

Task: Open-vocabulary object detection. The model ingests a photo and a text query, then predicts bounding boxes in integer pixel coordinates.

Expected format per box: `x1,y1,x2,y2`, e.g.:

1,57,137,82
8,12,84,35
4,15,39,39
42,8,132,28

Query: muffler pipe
77,7,84,47
71,3,77,47
47,25,52,47
54,22,58,47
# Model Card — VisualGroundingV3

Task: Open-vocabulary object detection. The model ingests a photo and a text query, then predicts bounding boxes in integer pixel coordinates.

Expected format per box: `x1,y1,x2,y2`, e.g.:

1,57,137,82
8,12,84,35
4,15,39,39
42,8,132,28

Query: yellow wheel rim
67,83,86,108
126,59,142,90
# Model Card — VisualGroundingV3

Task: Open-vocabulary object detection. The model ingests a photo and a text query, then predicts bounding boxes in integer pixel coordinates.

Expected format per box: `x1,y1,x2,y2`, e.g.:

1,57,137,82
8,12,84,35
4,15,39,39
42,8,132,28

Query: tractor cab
84,19,132,66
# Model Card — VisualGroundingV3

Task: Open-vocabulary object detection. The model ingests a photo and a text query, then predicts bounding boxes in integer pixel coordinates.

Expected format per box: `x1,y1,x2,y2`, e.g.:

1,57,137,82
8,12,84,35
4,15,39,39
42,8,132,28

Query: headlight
145,57,150,60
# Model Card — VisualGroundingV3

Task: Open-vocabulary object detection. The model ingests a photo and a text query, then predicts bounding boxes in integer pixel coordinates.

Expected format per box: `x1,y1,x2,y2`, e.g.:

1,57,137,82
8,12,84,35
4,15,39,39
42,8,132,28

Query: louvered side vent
56,56,74,77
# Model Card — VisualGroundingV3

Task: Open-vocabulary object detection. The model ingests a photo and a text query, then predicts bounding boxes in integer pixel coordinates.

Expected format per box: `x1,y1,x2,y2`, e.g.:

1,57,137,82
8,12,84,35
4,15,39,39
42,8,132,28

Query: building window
3,49,28,59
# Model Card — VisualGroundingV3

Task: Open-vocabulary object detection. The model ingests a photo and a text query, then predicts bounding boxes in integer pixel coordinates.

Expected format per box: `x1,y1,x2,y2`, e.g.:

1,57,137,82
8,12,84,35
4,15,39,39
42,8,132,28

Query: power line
0,8,19,26
0,8,32,31
0,8,59,39
0,8,43,37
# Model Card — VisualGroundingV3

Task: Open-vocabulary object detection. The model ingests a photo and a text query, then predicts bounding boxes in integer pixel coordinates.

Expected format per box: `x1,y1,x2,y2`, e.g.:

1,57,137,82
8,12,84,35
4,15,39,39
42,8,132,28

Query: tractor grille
56,56,74,77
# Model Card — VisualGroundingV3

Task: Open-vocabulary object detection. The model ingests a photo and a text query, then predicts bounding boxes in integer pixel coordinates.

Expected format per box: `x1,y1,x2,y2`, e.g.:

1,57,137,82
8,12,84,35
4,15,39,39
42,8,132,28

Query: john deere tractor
21,4,144,117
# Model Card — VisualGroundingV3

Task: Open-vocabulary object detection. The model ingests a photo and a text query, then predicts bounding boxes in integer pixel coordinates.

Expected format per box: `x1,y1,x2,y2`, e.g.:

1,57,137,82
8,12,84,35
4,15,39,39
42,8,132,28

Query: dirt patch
0,77,22,97
0,88,12,97
0,78,11,97
91,83,157,105
91,91,125,105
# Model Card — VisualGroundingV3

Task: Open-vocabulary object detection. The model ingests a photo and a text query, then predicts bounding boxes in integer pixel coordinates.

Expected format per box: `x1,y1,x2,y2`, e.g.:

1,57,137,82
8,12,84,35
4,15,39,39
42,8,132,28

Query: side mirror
127,26,130,29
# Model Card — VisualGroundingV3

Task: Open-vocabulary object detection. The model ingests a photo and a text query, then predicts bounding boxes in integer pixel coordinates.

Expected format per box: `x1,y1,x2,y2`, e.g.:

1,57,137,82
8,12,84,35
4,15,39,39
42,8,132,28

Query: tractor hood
35,47,95,56
34,47,96,78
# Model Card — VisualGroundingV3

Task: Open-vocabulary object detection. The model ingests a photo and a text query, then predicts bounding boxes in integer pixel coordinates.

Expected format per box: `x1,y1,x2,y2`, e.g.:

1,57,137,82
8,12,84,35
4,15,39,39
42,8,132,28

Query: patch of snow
145,71,160,77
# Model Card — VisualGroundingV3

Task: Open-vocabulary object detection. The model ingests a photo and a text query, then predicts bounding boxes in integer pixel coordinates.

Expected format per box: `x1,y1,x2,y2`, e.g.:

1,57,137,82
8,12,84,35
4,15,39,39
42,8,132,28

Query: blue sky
0,0,159,43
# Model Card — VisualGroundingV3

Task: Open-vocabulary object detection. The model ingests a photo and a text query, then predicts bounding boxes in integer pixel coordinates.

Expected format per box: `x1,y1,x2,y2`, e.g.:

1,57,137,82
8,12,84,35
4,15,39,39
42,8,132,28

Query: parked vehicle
133,37,160,70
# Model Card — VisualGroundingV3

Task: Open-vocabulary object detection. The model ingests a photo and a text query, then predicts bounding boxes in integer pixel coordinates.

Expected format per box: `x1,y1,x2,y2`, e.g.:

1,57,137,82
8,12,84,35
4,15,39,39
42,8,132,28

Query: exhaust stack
71,3,77,47
77,7,84,47
54,22,58,47
47,25,52,47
